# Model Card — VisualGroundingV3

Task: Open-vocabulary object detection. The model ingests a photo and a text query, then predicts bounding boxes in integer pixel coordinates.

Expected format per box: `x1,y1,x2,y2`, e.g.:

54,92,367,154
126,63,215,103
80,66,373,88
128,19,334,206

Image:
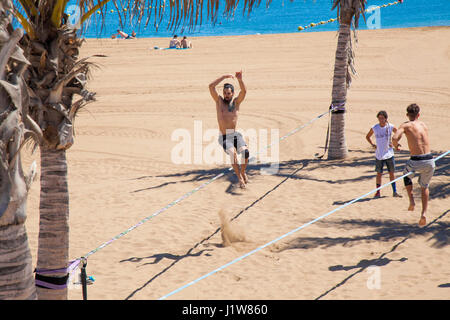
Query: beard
223,96,232,104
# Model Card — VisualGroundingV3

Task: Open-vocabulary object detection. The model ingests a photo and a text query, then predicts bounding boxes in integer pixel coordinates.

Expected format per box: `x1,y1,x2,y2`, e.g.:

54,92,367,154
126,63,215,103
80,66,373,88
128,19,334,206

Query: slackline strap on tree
315,102,346,159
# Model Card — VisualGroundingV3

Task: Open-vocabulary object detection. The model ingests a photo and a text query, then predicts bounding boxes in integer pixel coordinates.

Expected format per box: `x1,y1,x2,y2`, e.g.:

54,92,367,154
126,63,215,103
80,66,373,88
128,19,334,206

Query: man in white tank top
366,111,402,198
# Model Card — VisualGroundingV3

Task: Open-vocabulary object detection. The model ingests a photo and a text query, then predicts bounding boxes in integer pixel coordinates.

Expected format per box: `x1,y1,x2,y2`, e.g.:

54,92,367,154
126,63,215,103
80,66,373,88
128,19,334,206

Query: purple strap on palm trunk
35,259,81,275
35,259,82,289
35,279,69,290
330,102,346,112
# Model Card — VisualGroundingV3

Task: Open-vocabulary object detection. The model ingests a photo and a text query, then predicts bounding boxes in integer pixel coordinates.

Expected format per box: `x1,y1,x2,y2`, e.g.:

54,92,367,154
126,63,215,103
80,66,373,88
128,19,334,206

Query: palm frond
51,0,66,28
11,9,36,39
80,0,111,25
332,0,367,27
16,0,38,17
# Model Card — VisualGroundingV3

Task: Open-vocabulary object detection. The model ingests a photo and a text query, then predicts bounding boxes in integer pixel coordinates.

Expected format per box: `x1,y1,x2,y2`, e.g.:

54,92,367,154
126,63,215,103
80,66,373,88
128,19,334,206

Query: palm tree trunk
328,15,353,160
0,224,37,300
0,0,37,299
36,147,70,300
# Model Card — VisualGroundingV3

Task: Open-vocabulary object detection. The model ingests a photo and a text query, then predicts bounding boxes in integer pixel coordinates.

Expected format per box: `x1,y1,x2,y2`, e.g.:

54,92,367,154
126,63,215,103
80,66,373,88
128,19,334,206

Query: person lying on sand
392,103,435,227
111,30,136,39
209,71,249,189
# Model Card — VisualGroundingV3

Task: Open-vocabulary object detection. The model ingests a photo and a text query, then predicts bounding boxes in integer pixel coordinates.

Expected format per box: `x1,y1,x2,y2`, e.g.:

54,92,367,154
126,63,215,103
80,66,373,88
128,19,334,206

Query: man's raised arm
209,74,234,102
234,70,246,105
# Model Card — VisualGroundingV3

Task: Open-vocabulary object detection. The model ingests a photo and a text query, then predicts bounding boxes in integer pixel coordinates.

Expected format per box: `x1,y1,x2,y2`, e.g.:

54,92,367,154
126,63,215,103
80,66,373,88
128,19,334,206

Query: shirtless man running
209,71,249,188
392,104,435,226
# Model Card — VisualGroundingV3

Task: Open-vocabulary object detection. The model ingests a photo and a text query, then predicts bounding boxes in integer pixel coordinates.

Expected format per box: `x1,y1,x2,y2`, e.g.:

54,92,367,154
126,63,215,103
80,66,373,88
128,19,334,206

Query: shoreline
82,25,450,40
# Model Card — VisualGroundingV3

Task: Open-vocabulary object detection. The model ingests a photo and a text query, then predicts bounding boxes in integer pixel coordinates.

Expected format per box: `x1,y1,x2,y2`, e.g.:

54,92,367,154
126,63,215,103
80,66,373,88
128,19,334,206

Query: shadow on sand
122,149,448,299
312,209,449,299
122,164,306,299
275,210,449,252
130,149,448,200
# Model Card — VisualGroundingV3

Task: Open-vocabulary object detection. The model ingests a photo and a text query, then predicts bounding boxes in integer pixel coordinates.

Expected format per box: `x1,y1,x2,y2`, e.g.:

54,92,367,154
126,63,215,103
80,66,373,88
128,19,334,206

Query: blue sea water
14,0,450,38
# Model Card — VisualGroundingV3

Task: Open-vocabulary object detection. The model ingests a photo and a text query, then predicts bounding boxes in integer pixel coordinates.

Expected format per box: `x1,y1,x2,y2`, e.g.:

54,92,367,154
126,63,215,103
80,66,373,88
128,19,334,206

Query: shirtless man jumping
209,71,249,188
392,104,435,226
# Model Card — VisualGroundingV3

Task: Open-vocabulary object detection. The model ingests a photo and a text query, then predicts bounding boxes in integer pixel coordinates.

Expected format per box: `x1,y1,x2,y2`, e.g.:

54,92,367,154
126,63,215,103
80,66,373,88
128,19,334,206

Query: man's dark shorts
375,156,396,173
218,132,247,155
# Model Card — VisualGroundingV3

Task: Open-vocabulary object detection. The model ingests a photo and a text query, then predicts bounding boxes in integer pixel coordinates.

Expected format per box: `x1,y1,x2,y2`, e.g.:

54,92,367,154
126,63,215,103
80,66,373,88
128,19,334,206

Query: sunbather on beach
112,30,136,39
169,35,181,48
180,36,193,48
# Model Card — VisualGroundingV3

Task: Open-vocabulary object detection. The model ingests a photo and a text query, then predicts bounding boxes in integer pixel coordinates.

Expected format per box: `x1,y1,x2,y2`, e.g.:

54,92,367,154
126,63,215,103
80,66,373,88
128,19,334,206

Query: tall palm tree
327,0,366,159
9,0,233,300
0,0,41,300
5,0,366,299
10,0,101,300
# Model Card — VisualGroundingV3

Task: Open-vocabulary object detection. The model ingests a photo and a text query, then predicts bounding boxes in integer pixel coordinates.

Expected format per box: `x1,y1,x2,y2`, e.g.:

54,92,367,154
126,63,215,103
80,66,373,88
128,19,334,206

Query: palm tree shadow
126,150,394,195
123,164,306,300
429,162,449,200
332,196,387,205
328,257,408,272
329,152,448,204
314,209,449,299
131,159,311,195
129,149,448,197
276,210,449,252
120,249,214,266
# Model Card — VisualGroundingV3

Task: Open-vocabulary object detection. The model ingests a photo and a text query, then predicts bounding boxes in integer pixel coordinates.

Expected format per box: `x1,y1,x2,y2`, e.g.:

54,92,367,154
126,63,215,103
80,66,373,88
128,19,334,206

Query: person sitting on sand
209,71,249,189
366,110,402,198
392,103,435,227
180,36,193,48
111,30,136,39
169,35,181,48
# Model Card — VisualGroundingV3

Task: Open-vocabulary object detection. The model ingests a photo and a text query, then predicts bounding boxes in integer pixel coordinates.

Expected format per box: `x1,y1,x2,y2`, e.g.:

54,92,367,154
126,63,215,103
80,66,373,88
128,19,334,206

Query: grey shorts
403,154,435,188
375,156,395,173
218,132,247,155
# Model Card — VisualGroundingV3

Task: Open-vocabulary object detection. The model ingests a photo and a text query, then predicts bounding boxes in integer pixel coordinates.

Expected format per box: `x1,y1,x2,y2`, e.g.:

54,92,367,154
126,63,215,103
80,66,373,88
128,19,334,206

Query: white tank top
373,123,395,160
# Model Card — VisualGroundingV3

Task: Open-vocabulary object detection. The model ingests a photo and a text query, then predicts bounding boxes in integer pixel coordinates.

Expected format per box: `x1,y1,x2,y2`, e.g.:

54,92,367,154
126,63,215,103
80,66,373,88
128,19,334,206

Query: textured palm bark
0,0,37,300
328,9,354,160
15,3,96,300
35,147,70,300
0,224,36,300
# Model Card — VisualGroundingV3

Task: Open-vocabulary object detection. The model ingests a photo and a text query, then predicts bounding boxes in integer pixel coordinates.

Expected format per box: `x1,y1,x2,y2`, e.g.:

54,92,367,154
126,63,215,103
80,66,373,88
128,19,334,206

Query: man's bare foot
241,172,248,184
408,201,415,211
239,179,246,189
418,215,426,227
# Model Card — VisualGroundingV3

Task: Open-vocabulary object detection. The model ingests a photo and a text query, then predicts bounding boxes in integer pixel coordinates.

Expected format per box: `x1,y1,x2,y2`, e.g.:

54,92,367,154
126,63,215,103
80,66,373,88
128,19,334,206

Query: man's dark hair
223,83,234,93
406,103,420,120
173,34,177,38
377,110,388,119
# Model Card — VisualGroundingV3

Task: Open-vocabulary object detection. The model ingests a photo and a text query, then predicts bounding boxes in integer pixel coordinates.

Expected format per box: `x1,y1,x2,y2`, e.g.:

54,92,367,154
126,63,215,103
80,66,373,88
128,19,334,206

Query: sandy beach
22,26,449,300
